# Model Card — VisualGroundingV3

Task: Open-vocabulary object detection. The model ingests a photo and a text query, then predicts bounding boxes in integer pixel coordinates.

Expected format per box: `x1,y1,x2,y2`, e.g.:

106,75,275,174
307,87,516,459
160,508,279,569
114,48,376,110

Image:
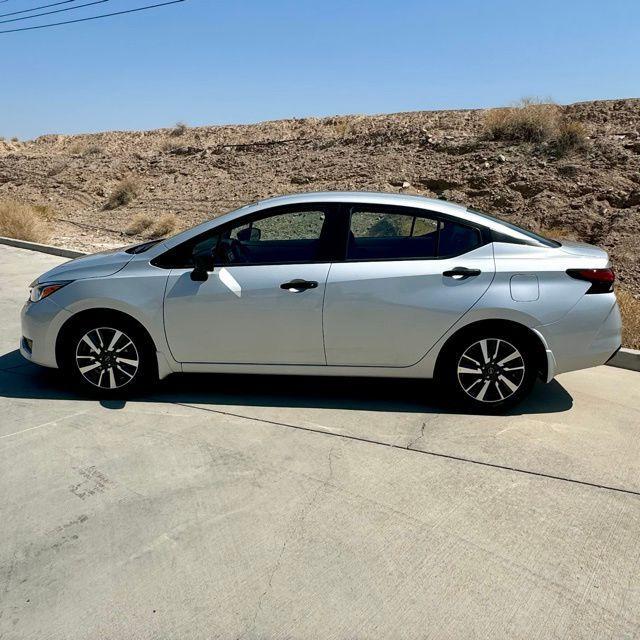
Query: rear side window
468,208,561,247
438,220,481,257
347,206,480,260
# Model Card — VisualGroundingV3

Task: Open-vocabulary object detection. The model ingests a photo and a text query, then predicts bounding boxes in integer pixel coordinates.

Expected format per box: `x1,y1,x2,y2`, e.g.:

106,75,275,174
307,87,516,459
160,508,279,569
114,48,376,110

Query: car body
20,191,622,411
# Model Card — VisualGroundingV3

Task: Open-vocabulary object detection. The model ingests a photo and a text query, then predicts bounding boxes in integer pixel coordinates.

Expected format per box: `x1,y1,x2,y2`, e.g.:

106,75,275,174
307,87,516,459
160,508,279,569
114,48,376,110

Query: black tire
440,329,537,414
61,316,157,397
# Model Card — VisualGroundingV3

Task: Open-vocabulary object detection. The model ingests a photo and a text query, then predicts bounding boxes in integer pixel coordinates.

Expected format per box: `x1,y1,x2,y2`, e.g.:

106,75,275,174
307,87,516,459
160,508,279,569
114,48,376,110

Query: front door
323,204,495,367
163,204,340,364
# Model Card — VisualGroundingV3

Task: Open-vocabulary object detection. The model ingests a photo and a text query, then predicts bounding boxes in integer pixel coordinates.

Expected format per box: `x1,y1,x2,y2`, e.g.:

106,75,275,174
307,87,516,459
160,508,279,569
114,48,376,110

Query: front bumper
20,297,72,369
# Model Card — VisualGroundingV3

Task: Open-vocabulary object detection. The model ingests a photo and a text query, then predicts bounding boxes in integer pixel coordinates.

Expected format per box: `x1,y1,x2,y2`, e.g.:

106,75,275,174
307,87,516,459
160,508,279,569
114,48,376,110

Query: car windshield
468,208,561,247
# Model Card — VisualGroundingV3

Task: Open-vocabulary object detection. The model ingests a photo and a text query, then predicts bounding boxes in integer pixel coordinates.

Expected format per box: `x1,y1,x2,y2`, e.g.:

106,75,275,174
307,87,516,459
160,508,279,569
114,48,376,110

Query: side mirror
190,246,212,282
237,226,261,242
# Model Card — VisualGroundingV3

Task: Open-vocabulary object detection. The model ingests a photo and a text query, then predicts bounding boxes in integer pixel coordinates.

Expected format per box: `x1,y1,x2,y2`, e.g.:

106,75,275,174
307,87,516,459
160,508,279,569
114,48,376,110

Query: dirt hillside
1,99,639,298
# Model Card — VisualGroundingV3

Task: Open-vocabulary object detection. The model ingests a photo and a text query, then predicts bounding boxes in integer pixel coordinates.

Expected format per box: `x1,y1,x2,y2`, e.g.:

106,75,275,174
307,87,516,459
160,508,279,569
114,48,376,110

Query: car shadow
0,349,573,416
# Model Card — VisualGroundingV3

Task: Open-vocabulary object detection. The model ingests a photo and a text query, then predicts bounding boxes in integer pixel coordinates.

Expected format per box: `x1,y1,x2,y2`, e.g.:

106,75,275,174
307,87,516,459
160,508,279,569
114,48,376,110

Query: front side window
217,209,329,265
348,206,481,260
152,205,338,269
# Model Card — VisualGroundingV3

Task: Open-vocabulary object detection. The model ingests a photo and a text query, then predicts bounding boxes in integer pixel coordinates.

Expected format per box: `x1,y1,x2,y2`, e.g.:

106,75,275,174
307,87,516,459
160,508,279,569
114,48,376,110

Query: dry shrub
124,213,154,236
617,288,640,350
32,204,56,221
327,116,353,139
553,120,587,157
104,177,140,210
171,122,188,137
158,138,180,153
69,141,103,156
146,213,179,238
47,161,67,177
0,199,51,243
483,98,560,142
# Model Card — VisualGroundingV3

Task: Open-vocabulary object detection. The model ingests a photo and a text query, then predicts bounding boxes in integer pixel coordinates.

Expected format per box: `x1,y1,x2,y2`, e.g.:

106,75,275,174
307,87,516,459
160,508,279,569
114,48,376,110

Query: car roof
248,191,467,214
161,190,536,250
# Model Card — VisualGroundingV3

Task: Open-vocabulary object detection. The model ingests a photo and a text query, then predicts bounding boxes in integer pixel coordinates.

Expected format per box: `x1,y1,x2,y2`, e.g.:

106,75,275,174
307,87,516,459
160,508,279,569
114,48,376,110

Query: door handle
280,279,319,292
443,267,481,280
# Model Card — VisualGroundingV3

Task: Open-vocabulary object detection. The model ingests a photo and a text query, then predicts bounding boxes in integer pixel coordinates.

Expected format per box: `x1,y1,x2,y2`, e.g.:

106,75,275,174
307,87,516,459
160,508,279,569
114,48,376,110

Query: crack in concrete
244,444,338,637
407,421,427,450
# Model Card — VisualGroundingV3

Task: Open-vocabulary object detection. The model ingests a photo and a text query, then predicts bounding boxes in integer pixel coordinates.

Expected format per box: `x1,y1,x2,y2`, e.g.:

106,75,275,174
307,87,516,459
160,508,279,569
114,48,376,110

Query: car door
162,203,341,364
323,204,495,367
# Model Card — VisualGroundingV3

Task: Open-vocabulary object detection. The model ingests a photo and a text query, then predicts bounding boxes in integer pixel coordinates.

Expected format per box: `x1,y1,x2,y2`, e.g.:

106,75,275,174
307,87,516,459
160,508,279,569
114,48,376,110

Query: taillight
566,268,615,294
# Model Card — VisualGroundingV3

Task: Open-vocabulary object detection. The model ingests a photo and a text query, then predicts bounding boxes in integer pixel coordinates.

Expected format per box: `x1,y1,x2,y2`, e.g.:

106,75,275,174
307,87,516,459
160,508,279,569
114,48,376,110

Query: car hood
34,246,134,284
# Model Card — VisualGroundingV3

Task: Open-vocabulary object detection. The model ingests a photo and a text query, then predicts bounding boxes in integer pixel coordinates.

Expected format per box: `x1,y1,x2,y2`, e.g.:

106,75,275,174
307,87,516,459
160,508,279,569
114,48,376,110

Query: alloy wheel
75,327,140,390
456,338,525,403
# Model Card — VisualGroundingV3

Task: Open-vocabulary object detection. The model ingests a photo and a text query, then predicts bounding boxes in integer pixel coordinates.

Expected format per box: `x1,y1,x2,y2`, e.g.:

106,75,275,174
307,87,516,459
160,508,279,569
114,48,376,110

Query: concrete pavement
1,244,639,639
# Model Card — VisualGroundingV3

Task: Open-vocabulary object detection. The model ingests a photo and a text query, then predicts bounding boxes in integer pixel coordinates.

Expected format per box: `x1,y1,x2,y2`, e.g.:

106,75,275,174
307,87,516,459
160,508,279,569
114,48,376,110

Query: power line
1,1,83,20
0,0,185,33
1,0,109,24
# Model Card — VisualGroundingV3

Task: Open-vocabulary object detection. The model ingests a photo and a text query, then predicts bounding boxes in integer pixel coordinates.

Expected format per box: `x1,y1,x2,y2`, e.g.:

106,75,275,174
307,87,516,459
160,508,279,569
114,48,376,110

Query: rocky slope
1,99,639,296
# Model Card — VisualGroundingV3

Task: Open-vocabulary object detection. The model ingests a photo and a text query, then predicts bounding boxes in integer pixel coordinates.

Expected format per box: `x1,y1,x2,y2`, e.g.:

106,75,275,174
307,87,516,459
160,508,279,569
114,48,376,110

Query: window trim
151,202,345,270
343,203,487,263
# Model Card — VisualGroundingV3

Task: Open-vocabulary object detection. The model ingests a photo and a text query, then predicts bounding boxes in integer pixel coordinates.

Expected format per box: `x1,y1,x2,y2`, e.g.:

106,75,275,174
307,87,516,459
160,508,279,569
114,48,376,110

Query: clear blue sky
2,0,639,139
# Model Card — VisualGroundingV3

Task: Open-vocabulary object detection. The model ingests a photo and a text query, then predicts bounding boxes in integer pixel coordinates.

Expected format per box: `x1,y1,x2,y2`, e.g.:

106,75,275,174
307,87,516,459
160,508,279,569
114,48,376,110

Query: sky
1,0,639,139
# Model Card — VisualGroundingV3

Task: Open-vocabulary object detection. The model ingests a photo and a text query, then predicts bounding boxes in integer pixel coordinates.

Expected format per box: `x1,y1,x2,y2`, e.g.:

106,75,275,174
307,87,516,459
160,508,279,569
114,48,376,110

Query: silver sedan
20,192,621,412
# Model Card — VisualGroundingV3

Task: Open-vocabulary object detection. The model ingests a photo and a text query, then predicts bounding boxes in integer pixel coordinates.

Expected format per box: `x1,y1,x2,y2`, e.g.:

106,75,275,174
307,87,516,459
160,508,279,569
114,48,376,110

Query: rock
497,154,507,163
416,177,460,193
291,175,314,185
509,181,546,198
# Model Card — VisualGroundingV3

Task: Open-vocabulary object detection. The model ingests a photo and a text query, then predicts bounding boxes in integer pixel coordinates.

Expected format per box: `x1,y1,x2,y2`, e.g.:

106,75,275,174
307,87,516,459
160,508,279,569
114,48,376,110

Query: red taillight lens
566,268,615,293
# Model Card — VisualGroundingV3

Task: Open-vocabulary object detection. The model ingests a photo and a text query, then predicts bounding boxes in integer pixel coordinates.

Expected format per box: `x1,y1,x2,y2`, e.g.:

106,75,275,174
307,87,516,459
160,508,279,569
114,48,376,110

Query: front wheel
441,332,537,413
62,320,157,397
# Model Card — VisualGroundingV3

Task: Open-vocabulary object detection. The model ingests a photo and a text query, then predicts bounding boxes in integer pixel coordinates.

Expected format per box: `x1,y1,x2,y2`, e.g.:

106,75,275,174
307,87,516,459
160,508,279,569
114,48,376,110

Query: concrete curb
607,348,640,373
0,236,86,259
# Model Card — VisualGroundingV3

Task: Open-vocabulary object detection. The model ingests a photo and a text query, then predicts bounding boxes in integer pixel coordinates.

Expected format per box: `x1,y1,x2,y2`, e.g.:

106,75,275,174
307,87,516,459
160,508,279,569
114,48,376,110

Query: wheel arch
55,308,158,370
433,318,549,382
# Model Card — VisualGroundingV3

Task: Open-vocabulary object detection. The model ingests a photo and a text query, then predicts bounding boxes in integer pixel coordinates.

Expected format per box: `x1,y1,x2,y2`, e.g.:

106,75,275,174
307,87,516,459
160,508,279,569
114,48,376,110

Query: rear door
323,204,495,367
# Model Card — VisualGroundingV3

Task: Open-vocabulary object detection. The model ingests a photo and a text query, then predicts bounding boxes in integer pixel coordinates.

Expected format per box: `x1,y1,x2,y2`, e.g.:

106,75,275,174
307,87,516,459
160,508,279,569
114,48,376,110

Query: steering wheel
218,238,249,264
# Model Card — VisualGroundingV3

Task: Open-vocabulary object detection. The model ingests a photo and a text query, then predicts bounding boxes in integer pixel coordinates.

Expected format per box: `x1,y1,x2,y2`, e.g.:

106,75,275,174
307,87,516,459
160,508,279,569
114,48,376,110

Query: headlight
29,281,71,303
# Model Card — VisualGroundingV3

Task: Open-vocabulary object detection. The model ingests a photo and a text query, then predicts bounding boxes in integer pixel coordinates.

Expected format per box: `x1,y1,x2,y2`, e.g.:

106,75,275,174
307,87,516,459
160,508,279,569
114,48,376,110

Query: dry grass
31,204,56,221
124,213,154,236
104,177,140,210
618,288,640,350
146,213,179,238
124,212,179,238
484,98,588,158
553,119,588,157
69,141,103,157
47,161,68,177
170,122,188,137
158,138,181,153
483,98,560,142
0,199,51,243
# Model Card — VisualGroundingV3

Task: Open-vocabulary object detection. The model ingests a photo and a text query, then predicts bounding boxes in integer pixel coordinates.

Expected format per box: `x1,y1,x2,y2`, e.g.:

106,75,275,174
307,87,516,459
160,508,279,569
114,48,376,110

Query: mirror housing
237,226,261,242
190,246,212,282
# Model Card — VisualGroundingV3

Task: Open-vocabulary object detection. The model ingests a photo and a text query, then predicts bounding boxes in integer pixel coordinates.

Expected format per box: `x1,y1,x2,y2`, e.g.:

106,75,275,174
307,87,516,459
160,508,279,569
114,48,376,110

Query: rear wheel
442,331,537,413
62,319,156,396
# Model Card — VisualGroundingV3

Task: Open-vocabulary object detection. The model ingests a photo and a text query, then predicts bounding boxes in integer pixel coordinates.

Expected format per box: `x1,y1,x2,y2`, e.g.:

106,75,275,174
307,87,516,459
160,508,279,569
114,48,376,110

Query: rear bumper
20,298,72,369
536,293,622,377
